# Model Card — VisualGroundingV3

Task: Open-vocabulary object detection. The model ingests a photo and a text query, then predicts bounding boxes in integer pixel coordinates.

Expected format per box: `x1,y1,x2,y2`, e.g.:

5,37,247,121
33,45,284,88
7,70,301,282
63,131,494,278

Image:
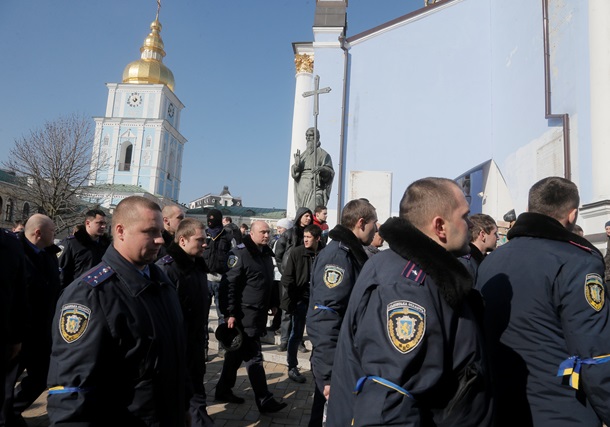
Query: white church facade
86,14,186,209
288,0,610,245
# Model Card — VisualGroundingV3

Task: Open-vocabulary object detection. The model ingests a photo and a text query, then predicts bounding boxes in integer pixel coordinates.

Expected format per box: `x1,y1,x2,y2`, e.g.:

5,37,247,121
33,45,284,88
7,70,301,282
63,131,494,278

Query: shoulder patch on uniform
387,300,426,354
569,241,592,252
584,273,605,312
159,254,174,265
461,254,472,260
66,235,76,240
338,242,350,253
323,264,345,288
60,303,92,343
82,265,114,287
236,243,245,249
402,261,426,284
227,254,239,268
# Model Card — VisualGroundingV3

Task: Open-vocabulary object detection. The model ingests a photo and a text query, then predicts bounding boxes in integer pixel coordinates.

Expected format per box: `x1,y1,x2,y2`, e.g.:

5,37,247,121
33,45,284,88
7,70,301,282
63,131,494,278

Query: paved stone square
22,348,315,427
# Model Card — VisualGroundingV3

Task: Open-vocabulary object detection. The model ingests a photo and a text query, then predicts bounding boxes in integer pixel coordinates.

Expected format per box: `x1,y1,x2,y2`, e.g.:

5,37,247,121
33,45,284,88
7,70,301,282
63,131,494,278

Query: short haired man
2,215,59,425
280,224,322,383
157,218,214,426
459,213,498,278
222,216,242,245
327,178,491,426
364,221,384,258
240,223,249,237
307,199,377,426
313,205,329,244
158,205,185,258
11,220,24,233
477,177,610,425
215,221,287,413
48,196,188,425
58,209,110,288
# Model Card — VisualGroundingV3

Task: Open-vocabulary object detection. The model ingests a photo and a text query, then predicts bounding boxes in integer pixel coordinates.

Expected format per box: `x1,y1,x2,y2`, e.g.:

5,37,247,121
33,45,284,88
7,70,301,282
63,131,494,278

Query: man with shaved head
2,214,60,425
47,196,188,426
327,178,491,426
215,220,287,413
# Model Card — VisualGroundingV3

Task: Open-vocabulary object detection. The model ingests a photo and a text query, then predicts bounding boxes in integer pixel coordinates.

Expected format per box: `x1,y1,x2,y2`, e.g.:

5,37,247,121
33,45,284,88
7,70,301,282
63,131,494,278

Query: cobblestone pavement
22,347,315,427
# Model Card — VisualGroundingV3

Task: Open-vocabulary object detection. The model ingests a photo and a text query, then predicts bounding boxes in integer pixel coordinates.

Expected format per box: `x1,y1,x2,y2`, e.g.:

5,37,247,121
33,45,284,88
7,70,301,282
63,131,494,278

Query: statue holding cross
292,75,335,212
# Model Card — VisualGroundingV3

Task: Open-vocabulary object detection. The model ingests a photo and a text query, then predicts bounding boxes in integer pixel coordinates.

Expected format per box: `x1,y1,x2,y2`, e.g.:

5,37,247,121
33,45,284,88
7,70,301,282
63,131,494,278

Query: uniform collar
102,245,166,296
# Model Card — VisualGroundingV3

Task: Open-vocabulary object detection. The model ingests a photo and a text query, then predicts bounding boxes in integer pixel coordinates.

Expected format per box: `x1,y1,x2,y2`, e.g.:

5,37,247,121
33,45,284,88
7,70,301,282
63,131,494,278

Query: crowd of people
1,175,610,426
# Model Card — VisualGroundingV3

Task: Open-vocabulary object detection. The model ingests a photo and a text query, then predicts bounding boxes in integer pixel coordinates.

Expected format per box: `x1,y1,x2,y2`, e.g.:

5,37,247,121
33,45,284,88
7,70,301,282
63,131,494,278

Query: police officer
307,199,377,427
58,209,110,288
3,215,60,425
157,218,214,427
214,220,287,413
47,196,188,426
327,178,491,426
477,177,610,426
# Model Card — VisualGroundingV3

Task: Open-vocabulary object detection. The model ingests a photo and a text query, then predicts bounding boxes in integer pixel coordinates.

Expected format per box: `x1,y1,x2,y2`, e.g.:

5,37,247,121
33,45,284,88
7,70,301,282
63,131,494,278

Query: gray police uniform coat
327,218,492,427
477,212,610,426
47,245,187,426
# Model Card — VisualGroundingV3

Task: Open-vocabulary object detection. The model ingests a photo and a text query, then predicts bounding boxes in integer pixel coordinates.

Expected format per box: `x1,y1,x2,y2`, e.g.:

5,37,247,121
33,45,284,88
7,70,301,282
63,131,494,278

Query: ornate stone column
286,43,314,219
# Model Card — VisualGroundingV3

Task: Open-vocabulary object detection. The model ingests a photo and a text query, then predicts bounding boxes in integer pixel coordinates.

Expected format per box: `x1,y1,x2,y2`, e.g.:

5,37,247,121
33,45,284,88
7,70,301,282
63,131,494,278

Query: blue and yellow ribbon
48,386,91,395
313,304,337,314
557,354,610,390
354,375,413,399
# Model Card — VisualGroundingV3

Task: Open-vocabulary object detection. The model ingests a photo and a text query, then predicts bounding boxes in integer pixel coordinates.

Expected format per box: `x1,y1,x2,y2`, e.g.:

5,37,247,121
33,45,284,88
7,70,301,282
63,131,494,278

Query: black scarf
508,212,601,256
328,224,369,269
379,217,472,311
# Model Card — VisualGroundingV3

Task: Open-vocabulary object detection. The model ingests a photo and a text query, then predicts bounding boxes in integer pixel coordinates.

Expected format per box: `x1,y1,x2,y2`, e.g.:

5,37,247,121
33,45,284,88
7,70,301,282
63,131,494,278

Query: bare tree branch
2,114,107,232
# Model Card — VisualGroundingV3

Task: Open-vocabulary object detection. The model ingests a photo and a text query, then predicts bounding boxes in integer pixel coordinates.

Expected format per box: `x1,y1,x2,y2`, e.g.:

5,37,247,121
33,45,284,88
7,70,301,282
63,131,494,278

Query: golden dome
122,19,175,91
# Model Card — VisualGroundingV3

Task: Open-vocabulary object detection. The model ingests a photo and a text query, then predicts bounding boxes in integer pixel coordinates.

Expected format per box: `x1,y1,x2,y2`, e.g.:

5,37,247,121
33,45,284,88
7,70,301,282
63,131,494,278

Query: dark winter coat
157,242,210,397
202,228,234,275
327,217,492,427
58,228,110,288
280,244,319,313
477,212,610,426
0,229,26,347
223,235,276,337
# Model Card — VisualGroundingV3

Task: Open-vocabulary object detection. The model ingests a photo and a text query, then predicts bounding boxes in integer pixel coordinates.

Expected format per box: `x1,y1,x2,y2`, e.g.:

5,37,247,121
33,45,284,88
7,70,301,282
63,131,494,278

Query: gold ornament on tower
122,9,175,91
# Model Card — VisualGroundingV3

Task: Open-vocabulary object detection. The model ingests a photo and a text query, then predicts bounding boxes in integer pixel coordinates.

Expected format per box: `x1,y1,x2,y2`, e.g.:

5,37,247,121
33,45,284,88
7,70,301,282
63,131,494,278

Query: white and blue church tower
88,11,186,208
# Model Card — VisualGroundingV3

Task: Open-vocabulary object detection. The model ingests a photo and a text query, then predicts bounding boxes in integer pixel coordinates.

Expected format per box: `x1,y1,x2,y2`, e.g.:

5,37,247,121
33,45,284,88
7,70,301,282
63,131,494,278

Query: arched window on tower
22,202,30,220
119,143,133,171
5,199,14,222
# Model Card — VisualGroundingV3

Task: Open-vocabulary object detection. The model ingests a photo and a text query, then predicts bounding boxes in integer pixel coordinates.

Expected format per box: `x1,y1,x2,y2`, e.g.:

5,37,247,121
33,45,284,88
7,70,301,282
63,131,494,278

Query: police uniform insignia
60,303,92,343
387,300,426,354
584,273,605,312
160,254,174,265
227,255,238,268
323,264,345,288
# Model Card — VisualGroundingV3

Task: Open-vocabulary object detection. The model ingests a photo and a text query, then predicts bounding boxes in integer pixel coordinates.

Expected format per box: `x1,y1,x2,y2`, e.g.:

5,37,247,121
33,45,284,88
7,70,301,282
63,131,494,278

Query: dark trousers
309,360,327,427
216,335,273,408
207,281,224,325
2,338,49,425
279,312,292,345
189,392,215,427
287,301,307,370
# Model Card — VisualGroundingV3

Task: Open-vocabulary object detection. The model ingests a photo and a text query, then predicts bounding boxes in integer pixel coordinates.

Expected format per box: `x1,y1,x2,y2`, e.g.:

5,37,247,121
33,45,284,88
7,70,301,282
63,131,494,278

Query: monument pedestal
579,200,610,253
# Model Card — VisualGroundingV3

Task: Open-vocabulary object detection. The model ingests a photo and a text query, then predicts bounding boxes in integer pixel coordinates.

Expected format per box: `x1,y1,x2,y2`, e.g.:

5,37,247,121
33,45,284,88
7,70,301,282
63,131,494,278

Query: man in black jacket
215,221,286,413
3,215,60,426
459,213,498,279
307,199,377,427
157,218,214,427
58,209,110,288
327,178,491,427
281,224,322,383
203,209,234,360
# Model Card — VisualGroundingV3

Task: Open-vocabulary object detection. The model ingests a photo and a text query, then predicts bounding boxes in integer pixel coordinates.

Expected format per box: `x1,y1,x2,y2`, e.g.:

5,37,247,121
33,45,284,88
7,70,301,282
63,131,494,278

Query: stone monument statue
292,127,334,212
